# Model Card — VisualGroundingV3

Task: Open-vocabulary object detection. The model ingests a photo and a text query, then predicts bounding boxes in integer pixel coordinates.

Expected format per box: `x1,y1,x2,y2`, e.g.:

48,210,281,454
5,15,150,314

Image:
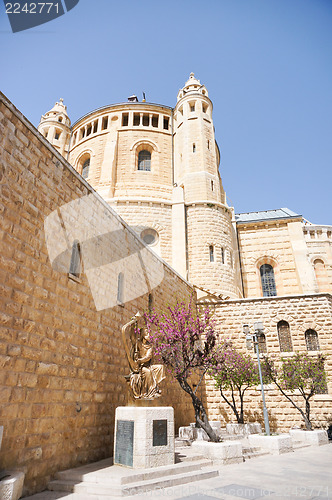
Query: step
55,458,213,485
49,466,218,497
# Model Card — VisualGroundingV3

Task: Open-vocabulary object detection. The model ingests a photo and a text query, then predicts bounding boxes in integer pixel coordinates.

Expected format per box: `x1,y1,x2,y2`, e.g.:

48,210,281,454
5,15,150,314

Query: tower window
190,103,195,112
102,116,108,130
87,125,92,136
82,158,90,179
207,140,210,149
122,113,129,126
260,264,277,297
143,114,149,126
138,150,151,171
69,240,81,278
305,329,320,351
193,143,196,153
221,247,225,264
93,121,98,133
163,117,169,130
54,130,61,140
58,116,63,122
209,245,214,263
202,104,207,113
152,115,159,127
211,180,214,191
277,321,292,352
133,113,140,126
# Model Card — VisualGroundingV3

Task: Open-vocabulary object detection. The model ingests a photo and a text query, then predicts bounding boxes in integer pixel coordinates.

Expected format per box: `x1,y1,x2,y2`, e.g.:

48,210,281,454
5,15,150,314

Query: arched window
260,264,277,297
82,158,90,179
117,272,124,305
69,240,81,278
305,329,320,351
138,150,151,171
277,321,292,352
257,333,267,353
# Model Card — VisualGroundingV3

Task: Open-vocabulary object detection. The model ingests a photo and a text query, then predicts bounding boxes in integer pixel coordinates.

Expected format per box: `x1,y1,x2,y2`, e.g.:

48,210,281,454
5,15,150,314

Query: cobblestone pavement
24,443,332,500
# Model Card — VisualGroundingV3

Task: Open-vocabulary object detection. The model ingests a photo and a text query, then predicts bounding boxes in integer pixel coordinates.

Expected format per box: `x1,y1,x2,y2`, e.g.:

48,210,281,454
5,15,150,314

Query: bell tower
173,73,242,298
38,98,71,157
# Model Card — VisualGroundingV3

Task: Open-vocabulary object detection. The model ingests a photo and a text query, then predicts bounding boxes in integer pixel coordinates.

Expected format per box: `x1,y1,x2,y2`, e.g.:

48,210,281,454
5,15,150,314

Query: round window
141,228,159,247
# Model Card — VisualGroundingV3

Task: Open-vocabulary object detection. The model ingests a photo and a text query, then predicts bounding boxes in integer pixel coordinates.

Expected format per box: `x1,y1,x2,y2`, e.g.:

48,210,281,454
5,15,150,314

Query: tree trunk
177,376,220,442
304,398,312,430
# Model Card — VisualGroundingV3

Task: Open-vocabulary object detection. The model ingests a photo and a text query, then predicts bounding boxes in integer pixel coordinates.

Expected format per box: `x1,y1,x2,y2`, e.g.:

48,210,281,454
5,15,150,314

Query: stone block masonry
201,294,332,432
0,92,195,496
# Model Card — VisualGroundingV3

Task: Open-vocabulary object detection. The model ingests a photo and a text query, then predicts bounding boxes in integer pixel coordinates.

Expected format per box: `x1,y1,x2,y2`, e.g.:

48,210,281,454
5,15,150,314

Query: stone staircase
48,455,218,497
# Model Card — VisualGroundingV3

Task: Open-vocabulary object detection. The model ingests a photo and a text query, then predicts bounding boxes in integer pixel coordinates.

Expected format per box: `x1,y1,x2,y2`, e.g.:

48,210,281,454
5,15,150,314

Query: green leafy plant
209,345,260,424
262,353,327,430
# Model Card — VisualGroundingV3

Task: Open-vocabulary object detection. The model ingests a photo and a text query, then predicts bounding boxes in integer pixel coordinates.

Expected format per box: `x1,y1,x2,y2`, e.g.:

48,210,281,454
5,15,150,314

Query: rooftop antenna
142,92,146,102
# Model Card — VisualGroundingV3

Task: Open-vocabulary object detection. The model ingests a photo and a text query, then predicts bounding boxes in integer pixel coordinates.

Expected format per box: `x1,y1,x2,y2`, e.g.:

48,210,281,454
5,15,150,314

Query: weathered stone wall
200,294,332,432
0,92,194,495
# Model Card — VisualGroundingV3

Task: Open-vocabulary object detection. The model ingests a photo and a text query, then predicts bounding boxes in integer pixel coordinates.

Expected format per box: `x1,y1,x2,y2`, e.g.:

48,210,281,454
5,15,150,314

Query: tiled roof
235,208,302,224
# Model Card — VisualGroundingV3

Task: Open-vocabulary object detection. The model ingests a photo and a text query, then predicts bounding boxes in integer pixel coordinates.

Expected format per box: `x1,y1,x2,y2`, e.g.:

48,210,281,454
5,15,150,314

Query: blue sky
1,0,331,224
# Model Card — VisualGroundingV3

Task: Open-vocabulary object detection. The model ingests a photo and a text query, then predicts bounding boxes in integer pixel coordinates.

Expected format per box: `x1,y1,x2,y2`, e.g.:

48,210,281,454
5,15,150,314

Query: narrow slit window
209,245,214,262
148,293,153,313
207,140,210,149
221,247,225,264
193,143,196,153
211,180,214,191
117,272,124,305
69,240,81,278
102,117,108,130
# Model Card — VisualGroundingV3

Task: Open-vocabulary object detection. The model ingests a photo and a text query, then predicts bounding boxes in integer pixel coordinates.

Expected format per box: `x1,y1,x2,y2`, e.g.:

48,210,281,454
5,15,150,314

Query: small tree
262,353,327,430
146,302,221,442
209,345,260,424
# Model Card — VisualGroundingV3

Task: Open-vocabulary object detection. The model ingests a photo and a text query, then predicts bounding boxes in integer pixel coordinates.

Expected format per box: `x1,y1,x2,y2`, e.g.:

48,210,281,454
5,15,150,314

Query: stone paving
24,443,332,500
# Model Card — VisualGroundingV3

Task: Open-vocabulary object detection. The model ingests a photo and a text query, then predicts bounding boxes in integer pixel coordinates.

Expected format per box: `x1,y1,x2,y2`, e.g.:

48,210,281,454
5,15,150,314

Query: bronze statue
122,313,165,399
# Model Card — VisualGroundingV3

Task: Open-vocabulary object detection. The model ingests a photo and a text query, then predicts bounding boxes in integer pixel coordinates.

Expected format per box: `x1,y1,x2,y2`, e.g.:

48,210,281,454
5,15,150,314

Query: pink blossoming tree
145,302,221,442
209,345,260,424
262,353,327,430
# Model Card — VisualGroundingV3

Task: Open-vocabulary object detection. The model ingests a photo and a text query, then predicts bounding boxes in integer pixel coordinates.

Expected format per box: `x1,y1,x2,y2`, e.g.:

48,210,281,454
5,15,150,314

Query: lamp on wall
243,322,270,436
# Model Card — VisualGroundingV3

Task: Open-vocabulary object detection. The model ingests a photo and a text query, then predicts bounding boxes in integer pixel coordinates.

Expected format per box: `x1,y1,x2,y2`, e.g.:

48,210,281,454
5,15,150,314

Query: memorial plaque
153,419,167,446
115,420,134,467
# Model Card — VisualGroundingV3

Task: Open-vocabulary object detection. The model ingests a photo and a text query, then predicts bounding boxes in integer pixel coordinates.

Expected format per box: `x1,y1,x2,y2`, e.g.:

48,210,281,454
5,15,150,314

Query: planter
0,471,25,500
226,423,262,436
289,429,328,446
192,440,243,464
248,434,293,455
178,421,222,442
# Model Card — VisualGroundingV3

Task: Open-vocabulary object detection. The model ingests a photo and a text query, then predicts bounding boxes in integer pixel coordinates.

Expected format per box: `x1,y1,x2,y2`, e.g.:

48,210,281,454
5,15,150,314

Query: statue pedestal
114,406,174,468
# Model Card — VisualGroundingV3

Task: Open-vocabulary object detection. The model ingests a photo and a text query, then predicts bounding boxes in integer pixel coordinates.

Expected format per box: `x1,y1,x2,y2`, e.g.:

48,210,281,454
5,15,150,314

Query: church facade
39,73,332,301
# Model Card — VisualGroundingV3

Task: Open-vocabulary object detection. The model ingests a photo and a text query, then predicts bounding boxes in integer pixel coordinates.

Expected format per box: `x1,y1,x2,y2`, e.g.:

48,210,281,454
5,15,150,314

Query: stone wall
0,92,194,495
200,294,332,432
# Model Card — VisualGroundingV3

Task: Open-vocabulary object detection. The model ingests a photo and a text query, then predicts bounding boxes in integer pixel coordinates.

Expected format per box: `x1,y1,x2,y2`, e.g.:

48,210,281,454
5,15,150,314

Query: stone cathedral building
38,73,332,301
0,75,331,495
